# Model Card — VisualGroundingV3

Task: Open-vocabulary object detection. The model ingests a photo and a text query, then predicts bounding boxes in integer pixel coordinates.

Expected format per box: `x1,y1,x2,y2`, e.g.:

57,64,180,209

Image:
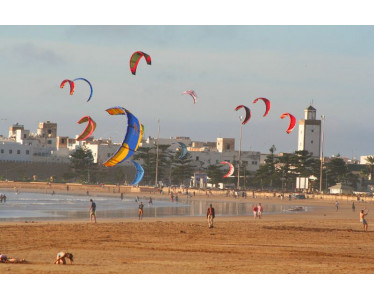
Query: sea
0,191,310,222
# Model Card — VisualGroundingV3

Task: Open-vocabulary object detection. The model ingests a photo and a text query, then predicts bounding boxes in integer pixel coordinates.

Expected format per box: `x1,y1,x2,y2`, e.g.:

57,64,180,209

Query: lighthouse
297,105,321,157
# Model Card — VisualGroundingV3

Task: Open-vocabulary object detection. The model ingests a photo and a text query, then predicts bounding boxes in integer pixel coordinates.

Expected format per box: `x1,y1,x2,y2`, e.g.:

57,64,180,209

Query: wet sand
0,194,373,274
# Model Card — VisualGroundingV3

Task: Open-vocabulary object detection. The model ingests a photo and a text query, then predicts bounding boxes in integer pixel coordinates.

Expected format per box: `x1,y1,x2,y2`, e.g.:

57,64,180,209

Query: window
48,129,52,134
47,140,52,144
252,161,257,165
0,149,3,154
196,156,199,161
311,129,314,133
311,140,313,144
9,149,12,154
226,144,230,150
23,134,27,138
61,138,65,143
26,150,30,155
17,150,21,154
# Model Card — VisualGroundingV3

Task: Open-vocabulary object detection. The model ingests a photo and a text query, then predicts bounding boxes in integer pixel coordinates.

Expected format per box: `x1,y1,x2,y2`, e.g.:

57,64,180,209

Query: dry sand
1,191,373,274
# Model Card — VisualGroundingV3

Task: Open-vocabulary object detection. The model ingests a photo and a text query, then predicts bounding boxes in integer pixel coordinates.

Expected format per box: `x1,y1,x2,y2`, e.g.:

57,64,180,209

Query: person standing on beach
252,204,258,219
335,201,339,211
89,199,96,223
138,201,144,220
352,201,355,212
360,208,369,232
258,203,263,219
206,204,215,228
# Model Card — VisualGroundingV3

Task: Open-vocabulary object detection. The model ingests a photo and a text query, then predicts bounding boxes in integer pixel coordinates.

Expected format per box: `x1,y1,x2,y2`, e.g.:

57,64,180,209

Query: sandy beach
1,185,373,274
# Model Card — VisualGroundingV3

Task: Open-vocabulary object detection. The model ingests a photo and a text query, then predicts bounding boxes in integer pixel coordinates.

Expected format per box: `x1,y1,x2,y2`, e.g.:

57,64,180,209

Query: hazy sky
0,25,373,159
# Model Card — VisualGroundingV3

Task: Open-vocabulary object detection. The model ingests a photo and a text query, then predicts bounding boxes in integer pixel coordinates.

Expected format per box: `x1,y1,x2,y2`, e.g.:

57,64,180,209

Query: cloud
5,42,65,65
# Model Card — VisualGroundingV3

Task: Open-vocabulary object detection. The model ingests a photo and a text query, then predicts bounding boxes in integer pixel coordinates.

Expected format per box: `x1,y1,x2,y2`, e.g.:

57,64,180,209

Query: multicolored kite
130,51,152,75
221,161,235,178
60,79,75,95
76,116,96,141
103,107,144,167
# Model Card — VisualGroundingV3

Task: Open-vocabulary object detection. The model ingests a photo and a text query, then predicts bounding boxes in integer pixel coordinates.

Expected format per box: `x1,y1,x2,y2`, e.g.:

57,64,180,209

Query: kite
176,142,188,159
253,97,271,117
76,116,96,141
221,161,235,178
130,160,144,186
60,79,75,95
103,107,144,167
130,51,152,75
235,105,251,125
280,113,296,134
73,78,93,102
182,90,197,104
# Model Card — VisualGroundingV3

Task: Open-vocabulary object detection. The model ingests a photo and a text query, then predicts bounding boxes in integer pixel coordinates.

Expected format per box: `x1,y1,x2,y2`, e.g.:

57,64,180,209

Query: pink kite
253,97,271,117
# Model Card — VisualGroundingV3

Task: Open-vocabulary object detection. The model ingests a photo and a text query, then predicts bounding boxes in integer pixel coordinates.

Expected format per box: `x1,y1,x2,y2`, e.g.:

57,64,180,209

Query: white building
297,105,321,157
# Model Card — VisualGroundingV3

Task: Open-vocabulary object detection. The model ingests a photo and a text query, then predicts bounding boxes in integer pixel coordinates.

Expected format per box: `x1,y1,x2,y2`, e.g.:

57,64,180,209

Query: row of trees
67,145,364,191
253,146,358,191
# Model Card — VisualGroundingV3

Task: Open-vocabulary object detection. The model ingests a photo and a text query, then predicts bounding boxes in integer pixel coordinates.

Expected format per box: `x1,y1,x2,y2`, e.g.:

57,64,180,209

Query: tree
253,145,280,190
206,164,225,186
170,152,195,186
365,156,374,182
325,157,356,188
69,146,94,183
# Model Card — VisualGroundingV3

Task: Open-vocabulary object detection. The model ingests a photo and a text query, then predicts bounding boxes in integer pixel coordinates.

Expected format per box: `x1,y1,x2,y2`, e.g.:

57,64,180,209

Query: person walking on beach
335,201,339,211
258,203,263,219
89,199,96,223
352,201,355,212
360,208,369,232
138,201,144,220
252,204,258,219
54,252,74,264
206,204,215,228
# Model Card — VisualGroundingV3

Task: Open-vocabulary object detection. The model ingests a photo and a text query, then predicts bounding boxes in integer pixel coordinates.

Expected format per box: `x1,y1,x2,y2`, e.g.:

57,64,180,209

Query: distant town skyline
1,25,374,159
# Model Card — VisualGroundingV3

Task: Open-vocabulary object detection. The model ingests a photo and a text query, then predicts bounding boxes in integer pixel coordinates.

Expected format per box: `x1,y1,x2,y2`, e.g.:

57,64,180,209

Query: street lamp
319,115,325,193
237,116,243,190
155,119,160,187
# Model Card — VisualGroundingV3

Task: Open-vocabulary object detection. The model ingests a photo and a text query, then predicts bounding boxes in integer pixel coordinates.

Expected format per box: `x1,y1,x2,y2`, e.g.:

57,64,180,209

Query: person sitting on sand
360,208,369,232
54,252,74,264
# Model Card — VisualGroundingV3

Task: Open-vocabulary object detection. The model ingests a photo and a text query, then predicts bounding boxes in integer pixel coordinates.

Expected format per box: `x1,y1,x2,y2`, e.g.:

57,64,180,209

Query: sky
1,24,374,159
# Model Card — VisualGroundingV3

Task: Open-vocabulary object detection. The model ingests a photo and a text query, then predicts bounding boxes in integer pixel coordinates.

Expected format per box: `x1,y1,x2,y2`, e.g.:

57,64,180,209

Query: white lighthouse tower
297,105,321,157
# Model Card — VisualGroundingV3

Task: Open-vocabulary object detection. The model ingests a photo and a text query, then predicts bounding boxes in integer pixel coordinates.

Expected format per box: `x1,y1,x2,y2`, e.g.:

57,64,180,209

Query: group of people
205,202,265,228
252,203,263,219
